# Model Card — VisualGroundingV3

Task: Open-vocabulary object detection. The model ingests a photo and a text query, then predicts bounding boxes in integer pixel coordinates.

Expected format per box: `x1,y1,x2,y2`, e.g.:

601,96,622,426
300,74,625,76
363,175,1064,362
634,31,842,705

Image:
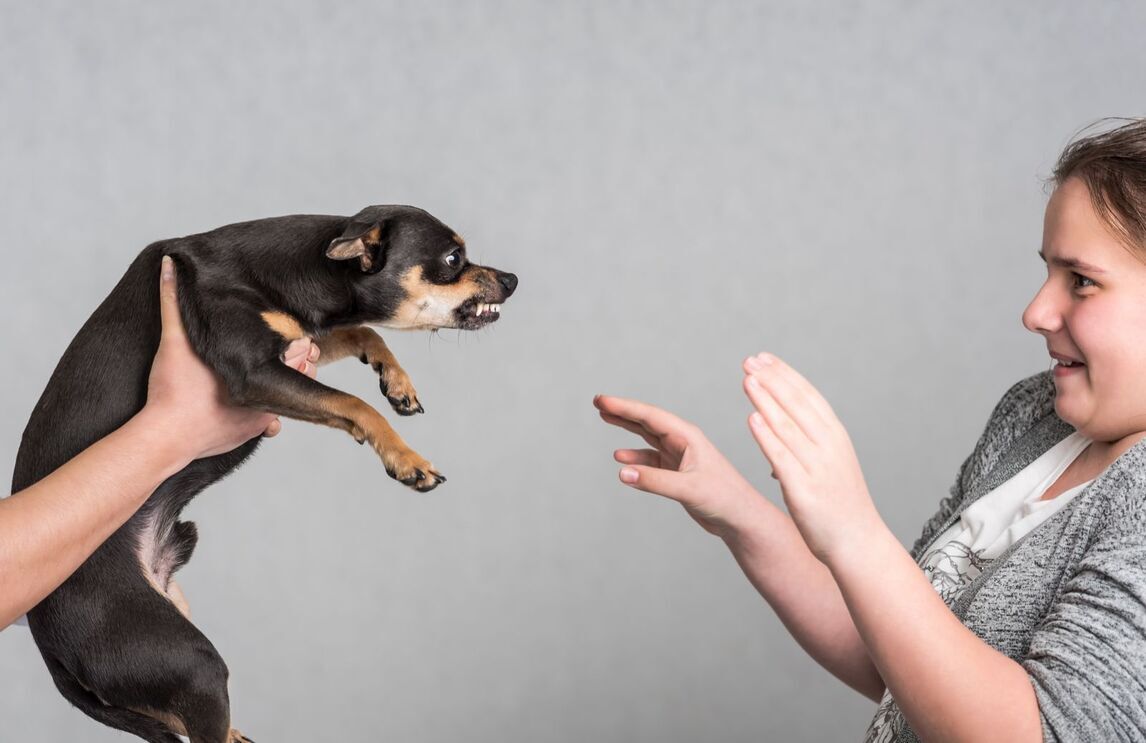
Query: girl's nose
1021,281,1063,335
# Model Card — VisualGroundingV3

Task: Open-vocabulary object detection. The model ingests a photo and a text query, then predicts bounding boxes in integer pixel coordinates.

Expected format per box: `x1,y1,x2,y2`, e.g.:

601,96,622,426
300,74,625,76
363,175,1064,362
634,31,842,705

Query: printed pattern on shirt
865,541,990,741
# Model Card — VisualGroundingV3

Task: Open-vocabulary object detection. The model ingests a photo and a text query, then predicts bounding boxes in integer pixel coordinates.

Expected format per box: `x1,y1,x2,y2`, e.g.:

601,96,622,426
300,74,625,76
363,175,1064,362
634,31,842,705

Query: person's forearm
0,408,191,628
722,496,886,702
827,523,1042,742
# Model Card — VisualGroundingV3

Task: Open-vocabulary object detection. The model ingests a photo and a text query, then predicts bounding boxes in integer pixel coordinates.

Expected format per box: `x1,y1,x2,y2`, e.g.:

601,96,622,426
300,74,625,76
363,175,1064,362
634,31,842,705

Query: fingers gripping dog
11,205,516,743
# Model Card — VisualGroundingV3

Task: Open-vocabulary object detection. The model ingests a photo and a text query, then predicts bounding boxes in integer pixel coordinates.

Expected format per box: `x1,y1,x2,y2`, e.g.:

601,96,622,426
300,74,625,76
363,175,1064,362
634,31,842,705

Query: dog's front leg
315,326,423,416
231,362,444,491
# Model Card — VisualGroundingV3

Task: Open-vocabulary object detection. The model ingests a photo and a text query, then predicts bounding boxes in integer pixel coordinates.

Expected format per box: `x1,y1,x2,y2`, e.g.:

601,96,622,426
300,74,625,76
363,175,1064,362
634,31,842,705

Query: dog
11,205,517,742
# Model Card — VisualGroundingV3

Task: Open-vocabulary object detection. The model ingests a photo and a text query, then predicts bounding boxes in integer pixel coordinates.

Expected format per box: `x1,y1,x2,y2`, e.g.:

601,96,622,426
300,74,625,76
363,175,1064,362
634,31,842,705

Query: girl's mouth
1053,359,1086,377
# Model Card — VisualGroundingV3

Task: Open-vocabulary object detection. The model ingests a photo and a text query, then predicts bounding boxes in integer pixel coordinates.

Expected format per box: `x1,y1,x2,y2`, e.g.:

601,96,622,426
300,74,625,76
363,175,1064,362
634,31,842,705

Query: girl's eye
445,251,462,268
1073,272,1097,290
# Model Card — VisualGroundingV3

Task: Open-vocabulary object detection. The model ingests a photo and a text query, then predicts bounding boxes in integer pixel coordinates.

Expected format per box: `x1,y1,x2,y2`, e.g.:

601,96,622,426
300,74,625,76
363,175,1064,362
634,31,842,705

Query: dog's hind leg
39,592,242,743
312,325,424,416
151,629,235,743
40,653,185,743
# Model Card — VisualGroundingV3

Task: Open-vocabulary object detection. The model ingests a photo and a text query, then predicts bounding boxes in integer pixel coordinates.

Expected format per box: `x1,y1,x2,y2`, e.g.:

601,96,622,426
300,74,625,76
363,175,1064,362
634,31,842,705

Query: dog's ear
326,221,387,272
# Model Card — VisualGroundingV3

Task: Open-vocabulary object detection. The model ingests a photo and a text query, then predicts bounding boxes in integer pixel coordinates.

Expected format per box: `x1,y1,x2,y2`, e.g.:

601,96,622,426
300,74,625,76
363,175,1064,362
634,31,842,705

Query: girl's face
1022,176,1146,442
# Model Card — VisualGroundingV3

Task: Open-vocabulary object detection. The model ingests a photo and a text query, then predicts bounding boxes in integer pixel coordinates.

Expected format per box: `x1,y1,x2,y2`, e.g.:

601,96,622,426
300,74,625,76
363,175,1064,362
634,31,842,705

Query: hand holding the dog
143,256,318,463
741,353,884,565
594,394,766,540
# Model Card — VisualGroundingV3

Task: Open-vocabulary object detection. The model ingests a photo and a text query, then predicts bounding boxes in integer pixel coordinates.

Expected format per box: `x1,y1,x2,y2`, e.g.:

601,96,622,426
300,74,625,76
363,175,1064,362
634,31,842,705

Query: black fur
12,205,516,742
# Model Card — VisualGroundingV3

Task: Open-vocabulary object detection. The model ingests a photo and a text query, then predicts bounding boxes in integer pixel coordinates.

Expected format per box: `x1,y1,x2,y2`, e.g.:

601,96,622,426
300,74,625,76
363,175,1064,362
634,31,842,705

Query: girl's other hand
594,394,764,539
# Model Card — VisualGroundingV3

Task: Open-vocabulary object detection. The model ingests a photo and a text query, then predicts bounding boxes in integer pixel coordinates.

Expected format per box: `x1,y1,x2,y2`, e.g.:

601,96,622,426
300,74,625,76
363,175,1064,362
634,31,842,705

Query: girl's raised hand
741,353,884,564
594,394,763,538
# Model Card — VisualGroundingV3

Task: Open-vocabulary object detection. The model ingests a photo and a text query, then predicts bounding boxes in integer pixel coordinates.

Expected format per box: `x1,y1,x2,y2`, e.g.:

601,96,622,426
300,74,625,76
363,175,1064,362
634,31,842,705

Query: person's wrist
714,480,773,545
820,507,895,575
129,404,197,476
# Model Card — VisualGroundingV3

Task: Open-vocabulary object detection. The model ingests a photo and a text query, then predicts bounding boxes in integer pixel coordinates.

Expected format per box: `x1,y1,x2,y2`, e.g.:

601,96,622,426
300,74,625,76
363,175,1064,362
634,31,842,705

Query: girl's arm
594,394,885,701
742,352,1041,742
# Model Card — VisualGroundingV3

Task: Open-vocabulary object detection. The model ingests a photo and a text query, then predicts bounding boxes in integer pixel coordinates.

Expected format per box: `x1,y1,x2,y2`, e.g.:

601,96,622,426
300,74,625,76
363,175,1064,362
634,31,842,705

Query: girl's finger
594,394,696,440
752,354,837,425
599,411,663,451
743,375,816,470
614,448,661,467
263,417,283,438
747,411,803,482
616,464,692,501
743,356,828,443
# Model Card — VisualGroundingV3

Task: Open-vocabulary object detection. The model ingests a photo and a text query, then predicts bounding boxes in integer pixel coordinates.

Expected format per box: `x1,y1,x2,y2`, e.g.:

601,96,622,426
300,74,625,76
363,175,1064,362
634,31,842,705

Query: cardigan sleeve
1022,517,1146,741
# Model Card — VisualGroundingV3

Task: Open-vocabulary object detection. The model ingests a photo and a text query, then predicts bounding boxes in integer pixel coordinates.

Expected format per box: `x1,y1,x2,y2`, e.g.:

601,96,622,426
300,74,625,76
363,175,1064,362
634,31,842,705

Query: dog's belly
135,509,186,609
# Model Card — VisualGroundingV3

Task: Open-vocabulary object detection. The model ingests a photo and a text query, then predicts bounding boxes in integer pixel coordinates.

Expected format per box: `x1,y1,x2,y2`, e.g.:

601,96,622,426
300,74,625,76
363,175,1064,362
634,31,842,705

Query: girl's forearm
827,524,1042,742
0,409,191,628
722,497,886,701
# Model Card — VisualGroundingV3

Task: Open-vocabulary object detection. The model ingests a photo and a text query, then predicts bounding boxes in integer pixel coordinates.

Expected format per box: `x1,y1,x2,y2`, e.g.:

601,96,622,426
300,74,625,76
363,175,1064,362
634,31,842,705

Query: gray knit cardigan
874,370,1146,742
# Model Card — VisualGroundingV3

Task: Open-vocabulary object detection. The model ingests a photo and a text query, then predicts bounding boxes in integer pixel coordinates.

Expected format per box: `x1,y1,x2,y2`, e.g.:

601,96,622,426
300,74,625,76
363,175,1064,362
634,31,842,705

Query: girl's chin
1052,395,1083,427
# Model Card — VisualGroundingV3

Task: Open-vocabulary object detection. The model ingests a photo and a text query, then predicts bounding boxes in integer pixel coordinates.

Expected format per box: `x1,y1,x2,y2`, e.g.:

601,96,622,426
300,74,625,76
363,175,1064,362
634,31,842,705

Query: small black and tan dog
12,205,517,743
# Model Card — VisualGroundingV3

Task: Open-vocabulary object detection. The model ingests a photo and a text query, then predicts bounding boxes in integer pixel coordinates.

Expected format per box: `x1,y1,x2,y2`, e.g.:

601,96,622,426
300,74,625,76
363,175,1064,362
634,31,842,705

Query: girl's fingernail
746,357,761,370
620,468,639,483
161,256,173,281
750,412,764,428
757,353,775,365
747,375,760,389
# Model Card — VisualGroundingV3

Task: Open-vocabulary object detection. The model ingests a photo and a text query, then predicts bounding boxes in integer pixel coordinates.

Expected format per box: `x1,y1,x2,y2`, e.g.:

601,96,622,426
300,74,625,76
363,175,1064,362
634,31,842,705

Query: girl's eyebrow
1037,250,1107,274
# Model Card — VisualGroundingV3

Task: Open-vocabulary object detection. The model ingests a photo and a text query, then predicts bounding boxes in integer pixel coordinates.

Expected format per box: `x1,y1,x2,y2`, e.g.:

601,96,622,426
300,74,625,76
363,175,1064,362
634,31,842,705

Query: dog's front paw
380,447,446,492
229,729,255,743
378,367,424,416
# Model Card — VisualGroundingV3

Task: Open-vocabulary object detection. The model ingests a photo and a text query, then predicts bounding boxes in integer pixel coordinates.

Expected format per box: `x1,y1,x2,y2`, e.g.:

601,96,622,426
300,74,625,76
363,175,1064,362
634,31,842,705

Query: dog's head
327,205,517,330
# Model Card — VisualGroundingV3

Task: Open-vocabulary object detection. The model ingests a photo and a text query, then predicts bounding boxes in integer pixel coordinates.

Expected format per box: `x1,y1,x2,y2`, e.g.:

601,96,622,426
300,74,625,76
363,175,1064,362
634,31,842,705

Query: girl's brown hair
1053,117,1146,256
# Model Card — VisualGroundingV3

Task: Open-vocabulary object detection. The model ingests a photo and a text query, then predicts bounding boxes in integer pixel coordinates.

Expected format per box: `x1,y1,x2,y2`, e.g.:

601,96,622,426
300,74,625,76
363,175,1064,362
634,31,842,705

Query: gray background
1,1,1143,741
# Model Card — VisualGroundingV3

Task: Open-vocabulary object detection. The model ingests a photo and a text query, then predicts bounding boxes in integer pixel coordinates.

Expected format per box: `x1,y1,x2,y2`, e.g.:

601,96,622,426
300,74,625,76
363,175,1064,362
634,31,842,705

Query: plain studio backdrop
2,2,1144,741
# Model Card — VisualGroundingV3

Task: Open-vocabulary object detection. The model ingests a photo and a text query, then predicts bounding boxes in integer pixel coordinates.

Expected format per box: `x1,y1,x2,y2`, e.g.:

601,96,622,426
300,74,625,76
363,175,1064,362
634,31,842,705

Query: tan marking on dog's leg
260,310,305,341
314,326,377,364
167,579,191,619
229,728,254,742
321,394,443,490
316,327,422,414
128,706,189,737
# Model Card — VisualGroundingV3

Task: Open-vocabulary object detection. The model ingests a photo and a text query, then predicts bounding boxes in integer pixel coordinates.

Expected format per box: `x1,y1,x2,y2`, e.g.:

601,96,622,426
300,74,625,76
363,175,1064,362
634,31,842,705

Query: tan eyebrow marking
452,234,465,247
1037,250,1106,274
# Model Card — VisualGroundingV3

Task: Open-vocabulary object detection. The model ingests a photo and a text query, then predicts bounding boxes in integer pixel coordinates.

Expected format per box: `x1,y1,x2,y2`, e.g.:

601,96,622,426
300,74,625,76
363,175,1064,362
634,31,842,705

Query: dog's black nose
498,272,518,296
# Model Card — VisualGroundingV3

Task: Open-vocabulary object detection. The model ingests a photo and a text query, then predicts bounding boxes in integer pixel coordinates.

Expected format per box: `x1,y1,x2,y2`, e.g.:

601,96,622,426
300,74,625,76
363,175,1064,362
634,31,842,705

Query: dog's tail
44,654,185,743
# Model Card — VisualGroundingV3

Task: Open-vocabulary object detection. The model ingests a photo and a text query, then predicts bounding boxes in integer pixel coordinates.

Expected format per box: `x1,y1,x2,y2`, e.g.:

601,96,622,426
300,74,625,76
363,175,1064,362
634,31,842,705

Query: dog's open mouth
455,298,503,329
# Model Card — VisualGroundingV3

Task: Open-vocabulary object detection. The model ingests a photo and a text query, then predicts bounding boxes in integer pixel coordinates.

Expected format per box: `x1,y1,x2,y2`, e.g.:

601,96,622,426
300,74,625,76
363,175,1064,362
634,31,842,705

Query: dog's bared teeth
469,302,502,320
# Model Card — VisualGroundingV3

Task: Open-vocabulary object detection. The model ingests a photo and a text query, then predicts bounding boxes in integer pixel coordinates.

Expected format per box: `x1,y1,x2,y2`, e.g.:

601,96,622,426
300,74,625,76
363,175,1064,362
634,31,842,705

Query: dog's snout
497,271,518,297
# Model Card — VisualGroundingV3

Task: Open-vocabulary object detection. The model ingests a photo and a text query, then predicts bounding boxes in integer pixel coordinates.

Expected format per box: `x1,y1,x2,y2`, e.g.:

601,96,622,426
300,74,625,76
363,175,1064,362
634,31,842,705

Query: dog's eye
445,250,462,268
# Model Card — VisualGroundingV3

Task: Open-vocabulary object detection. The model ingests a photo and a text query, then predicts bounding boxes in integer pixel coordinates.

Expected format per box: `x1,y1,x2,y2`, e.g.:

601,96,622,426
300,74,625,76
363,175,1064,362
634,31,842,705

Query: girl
596,119,1146,741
